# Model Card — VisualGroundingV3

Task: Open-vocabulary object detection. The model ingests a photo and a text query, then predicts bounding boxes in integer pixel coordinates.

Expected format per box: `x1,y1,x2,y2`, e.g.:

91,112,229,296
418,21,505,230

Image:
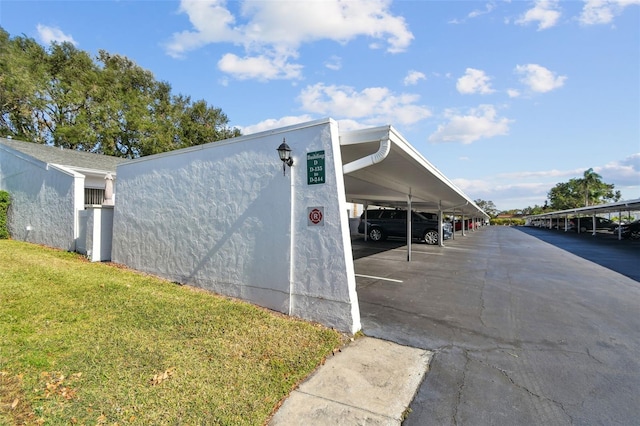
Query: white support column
592,215,597,236
363,202,369,241
438,200,444,247
462,214,466,236
451,209,456,240
618,209,622,240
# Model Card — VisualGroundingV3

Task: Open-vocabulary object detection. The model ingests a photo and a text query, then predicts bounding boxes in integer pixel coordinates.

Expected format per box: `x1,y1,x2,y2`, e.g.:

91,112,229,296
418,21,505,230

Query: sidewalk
269,337,432,425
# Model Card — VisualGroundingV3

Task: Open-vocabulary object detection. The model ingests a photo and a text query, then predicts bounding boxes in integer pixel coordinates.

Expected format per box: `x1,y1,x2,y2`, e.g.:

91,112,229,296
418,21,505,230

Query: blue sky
1,0,638,211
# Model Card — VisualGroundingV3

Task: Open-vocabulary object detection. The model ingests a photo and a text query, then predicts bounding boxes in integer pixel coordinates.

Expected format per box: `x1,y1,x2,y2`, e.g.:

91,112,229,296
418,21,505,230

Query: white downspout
343,138,391,175
288,163,296,316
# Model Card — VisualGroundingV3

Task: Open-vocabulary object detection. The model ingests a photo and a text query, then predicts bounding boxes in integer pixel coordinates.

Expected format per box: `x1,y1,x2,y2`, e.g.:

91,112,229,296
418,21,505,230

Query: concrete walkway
269,337,432,425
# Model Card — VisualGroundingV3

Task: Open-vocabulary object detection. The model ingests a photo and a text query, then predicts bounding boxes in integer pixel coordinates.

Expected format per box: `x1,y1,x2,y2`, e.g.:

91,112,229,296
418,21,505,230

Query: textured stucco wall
0,152,80,250
112,119,360,332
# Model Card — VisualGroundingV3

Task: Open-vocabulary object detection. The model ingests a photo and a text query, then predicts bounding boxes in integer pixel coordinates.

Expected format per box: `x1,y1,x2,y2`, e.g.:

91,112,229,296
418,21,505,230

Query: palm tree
581,168,602,206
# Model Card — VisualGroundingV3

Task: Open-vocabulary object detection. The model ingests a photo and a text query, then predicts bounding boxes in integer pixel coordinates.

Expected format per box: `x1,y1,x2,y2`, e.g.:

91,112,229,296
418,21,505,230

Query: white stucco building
0,137,127,259
112,118,487,333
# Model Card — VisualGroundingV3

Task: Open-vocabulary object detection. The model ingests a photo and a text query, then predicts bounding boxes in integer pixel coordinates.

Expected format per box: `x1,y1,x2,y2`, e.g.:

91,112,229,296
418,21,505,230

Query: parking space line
355,274,403,283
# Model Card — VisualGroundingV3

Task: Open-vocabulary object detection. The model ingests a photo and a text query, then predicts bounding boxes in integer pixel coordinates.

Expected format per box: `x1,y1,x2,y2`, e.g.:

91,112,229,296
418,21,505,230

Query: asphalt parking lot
353,226,640,425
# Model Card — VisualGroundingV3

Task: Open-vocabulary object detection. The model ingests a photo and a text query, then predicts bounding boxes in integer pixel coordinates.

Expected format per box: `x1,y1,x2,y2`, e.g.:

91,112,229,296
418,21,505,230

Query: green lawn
0,240,345,425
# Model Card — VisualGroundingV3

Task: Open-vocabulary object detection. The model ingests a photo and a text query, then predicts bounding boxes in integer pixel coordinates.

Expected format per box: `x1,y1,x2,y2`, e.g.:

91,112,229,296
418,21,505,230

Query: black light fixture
277,138,294,175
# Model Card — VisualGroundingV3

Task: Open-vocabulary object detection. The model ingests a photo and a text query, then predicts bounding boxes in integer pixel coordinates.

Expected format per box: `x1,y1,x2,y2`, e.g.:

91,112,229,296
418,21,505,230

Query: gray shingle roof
0,138,128,172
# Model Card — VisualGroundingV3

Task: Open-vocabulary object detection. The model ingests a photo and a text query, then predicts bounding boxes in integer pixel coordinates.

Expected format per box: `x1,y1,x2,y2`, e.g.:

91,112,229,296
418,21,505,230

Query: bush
0,190,10,239
490,218,525,226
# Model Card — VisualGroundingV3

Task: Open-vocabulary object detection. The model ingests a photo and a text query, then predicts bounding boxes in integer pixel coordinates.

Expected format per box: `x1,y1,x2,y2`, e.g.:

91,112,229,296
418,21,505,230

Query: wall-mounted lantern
277,138,294,176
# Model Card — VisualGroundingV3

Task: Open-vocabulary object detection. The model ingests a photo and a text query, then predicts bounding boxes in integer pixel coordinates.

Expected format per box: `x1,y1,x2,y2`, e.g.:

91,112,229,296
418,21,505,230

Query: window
84,188,105,205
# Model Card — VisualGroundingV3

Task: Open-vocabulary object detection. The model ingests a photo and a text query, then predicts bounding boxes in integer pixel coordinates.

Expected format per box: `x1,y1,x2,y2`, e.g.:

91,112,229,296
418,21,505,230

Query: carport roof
527,198,640,219
339,125,488,219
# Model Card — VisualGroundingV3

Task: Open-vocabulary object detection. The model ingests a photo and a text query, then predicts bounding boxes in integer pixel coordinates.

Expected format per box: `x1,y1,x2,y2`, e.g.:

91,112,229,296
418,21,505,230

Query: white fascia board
48,163,86,179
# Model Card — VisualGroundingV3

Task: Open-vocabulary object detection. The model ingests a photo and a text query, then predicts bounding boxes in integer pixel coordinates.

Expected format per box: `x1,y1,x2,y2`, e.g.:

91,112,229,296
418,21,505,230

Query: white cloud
579,0,640,25
239,115,369,135
165,0,413,81
456,68,495,95
596,153,640,187
448,1,497,24
428,105,511,144
297,83,432,126
465,155,640,210
36,24,77,46
498,168,586,180
451,177,552,210
325,56,342,71
468,2,497,19
403,70,426,86
515,0,561,30
515,64,567,93
218,52,303,80
239,115,316,135
507,88,521,98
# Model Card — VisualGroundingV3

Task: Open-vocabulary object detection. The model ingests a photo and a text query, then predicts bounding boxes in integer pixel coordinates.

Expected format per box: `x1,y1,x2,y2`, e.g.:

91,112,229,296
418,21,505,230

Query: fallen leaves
40,371,82,400
149,367,175,386
0,370,33,423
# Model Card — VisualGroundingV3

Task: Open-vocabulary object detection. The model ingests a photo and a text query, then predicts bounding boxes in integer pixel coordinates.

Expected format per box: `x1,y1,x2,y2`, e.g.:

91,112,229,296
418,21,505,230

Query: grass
0,240,345,425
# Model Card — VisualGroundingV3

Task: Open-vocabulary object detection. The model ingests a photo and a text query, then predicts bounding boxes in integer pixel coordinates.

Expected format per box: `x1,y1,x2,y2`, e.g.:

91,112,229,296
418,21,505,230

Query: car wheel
423,230,439,245
630,230,640,240
368,227,385,242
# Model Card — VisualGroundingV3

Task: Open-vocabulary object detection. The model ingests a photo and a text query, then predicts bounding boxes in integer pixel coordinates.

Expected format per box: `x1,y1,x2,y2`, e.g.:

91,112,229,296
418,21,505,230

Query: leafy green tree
520,204,547,216
474,199,498,217
548,168,620,209
42,42,99,150
0,27,241,157
0,29,49,142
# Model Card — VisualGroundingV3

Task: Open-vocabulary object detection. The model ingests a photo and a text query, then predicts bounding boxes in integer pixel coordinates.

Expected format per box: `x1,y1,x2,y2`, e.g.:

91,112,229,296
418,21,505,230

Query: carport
339,125,488,260
527,198,640,239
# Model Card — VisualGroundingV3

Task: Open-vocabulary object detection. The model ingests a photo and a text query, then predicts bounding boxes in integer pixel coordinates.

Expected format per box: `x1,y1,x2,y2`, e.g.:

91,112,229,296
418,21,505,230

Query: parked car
569,216,616,232
453,219,474,231
357,209,452,244
614,220,640,239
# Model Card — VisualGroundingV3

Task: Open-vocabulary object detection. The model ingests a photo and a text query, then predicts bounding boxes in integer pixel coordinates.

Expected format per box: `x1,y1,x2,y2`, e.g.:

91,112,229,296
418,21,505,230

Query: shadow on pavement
513,226,640,282
350,236,406,260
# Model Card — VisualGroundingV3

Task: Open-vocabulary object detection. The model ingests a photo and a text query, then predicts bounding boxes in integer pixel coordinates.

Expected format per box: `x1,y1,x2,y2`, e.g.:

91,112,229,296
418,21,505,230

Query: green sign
307,150,325,185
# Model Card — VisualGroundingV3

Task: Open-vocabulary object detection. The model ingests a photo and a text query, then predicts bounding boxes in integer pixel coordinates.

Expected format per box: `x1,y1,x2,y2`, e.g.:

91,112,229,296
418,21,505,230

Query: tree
0,27,241,157
42,42,99,150
548,168,621,210
474,199,498,217
0,29,49,142
520,204,547,216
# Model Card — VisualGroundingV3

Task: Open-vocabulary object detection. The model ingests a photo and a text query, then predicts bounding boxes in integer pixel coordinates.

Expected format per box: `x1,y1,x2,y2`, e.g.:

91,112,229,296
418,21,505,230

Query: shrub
0,190,10,239
490,217,525,226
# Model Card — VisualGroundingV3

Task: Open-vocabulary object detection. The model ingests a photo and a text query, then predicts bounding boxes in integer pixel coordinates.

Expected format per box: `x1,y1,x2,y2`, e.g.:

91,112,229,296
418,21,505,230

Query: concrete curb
269,337,432,425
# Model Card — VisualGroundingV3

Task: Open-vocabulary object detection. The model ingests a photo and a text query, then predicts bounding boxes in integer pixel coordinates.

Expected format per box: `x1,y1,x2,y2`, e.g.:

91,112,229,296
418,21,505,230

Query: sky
1,0,638,211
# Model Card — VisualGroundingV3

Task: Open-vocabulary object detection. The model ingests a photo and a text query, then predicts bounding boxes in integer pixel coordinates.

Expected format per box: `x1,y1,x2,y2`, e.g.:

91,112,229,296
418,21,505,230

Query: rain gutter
342,137,391,174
